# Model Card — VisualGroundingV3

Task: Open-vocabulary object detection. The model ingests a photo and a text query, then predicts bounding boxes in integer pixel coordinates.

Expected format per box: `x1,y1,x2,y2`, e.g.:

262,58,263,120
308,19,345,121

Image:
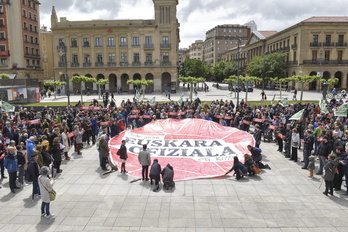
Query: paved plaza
1,85,347,231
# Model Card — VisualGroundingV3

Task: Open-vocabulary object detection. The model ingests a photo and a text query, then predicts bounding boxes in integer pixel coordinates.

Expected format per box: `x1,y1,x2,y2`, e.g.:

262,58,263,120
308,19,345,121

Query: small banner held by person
67,131,75,139
92,106,102,111
253,118,265,123
99,121,111,126
242,120,252,125
29,119,41,125
142,115,152,119
277,132,285,139
80,106,90,110
20,120,28,125
268,125,277,130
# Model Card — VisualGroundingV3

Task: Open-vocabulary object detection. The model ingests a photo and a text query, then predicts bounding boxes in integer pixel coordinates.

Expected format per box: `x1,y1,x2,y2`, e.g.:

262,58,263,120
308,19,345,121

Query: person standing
302,130,314,169
316,136,332,175
323,154,338,196
119,140,128,174
61,128,71,160
0,141,7,179
3,146,19,193
27,152,41,198
51,137,63,177
74,125,84,155
99,134,110,171
253,124,262,148
284,124,292,158
276,122,286,152
138,144,151,181
290,128,300,162
26,136,36,161
38,166,55,218
150,159,161,192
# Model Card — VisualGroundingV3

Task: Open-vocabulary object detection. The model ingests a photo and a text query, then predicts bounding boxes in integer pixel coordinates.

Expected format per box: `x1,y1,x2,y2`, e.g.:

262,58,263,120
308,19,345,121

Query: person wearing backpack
323,154,339,196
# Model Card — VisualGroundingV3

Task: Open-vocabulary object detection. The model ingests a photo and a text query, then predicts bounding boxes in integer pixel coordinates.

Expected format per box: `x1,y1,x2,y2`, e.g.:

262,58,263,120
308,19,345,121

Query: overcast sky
40,0,348,48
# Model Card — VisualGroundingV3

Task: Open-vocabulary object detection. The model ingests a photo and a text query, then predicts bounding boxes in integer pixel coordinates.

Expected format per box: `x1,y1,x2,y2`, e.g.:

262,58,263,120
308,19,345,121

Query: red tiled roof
258,31,278,38
303,16,348,23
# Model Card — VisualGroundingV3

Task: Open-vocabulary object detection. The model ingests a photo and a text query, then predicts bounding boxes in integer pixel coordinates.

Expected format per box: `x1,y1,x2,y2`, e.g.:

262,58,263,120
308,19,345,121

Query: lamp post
237,38,241,106
58,44,70,105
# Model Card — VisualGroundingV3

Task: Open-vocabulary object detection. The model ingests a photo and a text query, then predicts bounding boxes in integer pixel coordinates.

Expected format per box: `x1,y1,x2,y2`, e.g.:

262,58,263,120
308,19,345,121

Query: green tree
44,81,67,99
127,79,154,99
270,77,290,99
287,75,321,101
240,76,262,102
180,58,210,78
96,79,109,99
0,73,10,79
211,61,228,82
71,75,96,102
178,76,205,101
246,52,287,90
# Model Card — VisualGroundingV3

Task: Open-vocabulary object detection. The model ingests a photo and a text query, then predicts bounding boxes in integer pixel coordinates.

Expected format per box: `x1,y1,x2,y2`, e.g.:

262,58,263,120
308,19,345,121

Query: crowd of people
1,93,348,217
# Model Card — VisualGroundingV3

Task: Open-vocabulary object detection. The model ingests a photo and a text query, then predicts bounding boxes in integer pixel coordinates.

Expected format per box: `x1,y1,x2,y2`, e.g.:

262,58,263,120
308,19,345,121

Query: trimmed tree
178,76,205,101
270,77,290,100
287,75,321,101
0,73,10,79
96,79,109,99
71,75,96,102
44,81,67,99
240,76,262,102
127,79,154,99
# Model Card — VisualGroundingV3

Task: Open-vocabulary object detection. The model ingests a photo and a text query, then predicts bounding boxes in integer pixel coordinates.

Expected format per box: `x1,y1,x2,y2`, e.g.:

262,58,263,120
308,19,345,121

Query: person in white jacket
38,166,55,218
290,128,300,162
61,128,71,160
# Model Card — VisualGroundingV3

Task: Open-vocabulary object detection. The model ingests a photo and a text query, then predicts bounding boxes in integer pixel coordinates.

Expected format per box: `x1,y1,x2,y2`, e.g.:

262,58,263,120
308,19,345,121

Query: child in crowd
308,154,316,177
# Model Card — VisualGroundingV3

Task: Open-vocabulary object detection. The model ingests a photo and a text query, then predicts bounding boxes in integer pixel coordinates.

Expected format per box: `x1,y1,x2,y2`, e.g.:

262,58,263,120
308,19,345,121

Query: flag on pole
0,100,15,112
226,92,233,98
178,94,184,105
150,96,156,105
319,100,329,114
289,109,304,120
135,91,141,100
334,103,348,117
271,94,276,104
279,97,289,107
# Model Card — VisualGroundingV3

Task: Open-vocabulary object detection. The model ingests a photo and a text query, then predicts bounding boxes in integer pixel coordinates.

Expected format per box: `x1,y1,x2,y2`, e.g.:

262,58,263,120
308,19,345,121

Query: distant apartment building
202,24,251,64
43,0,180,93
189,40,203,60
0,0,43,80
221,17,348,90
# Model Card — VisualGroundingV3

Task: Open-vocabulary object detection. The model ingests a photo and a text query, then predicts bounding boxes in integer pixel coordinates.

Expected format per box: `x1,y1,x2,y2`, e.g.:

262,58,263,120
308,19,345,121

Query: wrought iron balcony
144,61,153,66
120,62,128,66
323,42,334,47
310,42,321,47
144,44,154,49
107,62,116,67
303,59,348,65
71,63,79,67
336,42,347,47
291,44,297,49
160,43,171,49
287,60,298,66
160,61,172,66
95,62,104,67
132,62,141,66
58,61,65,67
83,62,92,67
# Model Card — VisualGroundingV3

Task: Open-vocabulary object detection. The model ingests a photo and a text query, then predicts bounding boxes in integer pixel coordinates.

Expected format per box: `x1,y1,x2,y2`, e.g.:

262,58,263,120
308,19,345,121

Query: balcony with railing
58,61,65,67
287,60,298,66
291,44,297,49
323,42,334,47
56,44,67,51
26,65,41,69
120,62,128,66
160,43,171,49
83,62,92,67
144,44,154,49
336,42,347,47
95,62,104,67
144,61,153,66
160,61,172,66
107,62,116,67
132,62,141,66
71,63,79,67
303,59,348,65
310,42,322,47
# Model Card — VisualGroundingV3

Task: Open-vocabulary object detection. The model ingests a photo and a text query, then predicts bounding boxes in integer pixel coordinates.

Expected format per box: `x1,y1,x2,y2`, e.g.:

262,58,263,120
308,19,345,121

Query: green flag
178,94,184,105
279,97,289,107
319,100,329,114
135,91,141,100
150,96,156,105
226,92,233,98
334,103,348,117
0,100,15,112
289,109,304,120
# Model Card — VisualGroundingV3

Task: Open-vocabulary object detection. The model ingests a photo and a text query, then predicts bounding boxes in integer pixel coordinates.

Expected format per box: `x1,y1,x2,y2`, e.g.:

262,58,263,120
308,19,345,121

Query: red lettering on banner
317,136,323,142
215,115,223,119
29,119,41,125
93,106,102,110
128,115,139,119
80,106,90,110
20,120,28,125
253,118,265,123
142,115,152,119
224,116,233,120
168,112,178,116
67,131,75,138
277,133,285,139
268,125,277,130
242,120,252,125
178,111,186,115
99,121,111,126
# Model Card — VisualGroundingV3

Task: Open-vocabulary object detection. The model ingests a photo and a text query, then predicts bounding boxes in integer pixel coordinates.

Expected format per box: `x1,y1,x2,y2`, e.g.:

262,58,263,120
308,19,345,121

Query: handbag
251,165,261,174
39,176,56,201
292,142,299,147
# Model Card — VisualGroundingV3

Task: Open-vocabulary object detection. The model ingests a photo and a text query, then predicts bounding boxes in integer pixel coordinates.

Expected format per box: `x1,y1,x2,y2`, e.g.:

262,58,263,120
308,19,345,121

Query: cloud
40,0,348,48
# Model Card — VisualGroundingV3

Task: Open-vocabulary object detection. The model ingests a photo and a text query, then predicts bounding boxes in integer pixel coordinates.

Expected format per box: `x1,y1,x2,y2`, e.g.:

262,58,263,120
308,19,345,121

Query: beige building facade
222,17,348,90
188,40,203,60
203,24,250,64
46,0,180,94
0,0,43,80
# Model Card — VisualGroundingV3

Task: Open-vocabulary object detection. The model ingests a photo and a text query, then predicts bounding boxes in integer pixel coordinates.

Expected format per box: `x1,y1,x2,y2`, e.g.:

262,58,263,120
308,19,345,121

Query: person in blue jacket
4,146,19,193
225,156,248,180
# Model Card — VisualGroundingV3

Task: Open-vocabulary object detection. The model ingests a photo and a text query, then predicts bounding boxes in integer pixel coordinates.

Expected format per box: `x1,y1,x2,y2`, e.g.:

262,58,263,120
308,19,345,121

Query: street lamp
58,43,70,105
237,38,242,106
